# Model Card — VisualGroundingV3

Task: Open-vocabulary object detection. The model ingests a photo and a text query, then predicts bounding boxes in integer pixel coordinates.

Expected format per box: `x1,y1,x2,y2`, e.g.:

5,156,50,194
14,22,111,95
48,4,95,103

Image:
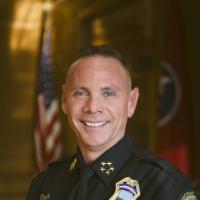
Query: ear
127,87,139,118
61,84,68,114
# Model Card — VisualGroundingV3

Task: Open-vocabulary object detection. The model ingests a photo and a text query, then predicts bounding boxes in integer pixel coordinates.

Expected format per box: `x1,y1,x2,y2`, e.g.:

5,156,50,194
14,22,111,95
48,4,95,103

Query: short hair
66,45,132,89
71,45,128,69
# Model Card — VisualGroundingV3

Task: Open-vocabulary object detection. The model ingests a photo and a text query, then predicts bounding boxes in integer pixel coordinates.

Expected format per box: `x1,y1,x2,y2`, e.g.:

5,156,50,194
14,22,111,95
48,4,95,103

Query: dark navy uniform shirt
27,136,197,200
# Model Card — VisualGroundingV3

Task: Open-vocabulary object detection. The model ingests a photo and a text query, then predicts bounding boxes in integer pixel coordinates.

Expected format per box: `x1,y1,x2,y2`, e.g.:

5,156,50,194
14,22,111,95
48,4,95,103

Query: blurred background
0,0,199,199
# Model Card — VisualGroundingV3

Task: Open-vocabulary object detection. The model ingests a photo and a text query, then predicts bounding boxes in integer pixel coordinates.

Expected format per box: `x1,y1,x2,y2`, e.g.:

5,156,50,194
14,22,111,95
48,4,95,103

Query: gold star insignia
100,161,115,175
100,167,106,172
110,167,115,171
105,171,110,175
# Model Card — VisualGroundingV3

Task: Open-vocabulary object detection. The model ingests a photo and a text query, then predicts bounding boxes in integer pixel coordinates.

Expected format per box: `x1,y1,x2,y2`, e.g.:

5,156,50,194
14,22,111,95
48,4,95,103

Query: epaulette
131,144,192,189
155,159,192,189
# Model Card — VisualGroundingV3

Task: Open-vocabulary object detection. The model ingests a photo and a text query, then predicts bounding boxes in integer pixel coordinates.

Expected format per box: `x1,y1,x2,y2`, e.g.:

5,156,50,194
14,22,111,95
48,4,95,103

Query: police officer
27,45,198,200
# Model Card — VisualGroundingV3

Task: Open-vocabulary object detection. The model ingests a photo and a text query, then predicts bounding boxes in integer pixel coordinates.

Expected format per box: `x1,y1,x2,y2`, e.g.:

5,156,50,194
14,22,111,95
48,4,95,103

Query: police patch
181,191,198,200
40,193,50,200
109,177,140,200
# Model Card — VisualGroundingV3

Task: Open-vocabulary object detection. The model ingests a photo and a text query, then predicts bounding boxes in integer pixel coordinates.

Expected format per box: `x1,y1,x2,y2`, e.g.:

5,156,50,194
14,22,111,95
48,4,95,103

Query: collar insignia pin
109,177,140,200
69,158,77,172
100,161,115,175
40,193,50,200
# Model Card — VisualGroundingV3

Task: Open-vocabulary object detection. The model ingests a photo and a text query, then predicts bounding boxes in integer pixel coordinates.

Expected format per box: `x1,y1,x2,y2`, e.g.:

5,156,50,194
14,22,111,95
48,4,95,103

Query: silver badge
181,191,198,200
109,177,140,200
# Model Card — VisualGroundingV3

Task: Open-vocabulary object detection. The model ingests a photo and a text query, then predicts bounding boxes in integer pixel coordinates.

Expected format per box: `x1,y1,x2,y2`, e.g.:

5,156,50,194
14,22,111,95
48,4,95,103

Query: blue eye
103,91,114,97
74,90,87,96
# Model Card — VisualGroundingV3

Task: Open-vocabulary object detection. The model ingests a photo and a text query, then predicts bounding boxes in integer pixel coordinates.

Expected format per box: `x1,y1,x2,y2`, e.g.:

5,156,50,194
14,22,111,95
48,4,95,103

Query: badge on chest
109,177,140,200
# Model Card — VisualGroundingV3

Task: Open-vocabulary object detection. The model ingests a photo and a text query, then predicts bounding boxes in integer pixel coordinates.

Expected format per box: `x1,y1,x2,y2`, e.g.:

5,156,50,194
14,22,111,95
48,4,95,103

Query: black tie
75,166,93,200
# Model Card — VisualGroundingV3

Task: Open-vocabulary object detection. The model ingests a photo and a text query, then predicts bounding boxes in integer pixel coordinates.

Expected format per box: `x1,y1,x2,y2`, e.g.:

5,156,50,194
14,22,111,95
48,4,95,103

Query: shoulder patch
181,191,198,200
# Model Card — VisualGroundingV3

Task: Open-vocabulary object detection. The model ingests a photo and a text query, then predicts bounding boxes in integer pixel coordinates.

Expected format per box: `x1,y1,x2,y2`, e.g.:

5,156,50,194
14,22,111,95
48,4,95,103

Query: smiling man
27,45,197,200
61,51,138,164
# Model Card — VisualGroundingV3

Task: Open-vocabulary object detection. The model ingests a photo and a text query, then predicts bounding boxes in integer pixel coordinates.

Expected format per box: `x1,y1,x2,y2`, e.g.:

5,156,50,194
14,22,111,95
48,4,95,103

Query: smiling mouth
81,121,109,127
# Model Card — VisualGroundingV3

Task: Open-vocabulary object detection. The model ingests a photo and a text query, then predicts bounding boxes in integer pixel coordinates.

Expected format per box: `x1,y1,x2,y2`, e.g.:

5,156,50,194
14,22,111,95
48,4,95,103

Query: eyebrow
69,83,121,92
100,84,121,91
100,86,116,91
70,86,88,91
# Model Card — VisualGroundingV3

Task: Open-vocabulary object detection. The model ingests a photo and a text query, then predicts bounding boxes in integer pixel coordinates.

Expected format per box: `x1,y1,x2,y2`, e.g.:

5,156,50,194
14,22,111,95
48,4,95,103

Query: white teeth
84,121,107,127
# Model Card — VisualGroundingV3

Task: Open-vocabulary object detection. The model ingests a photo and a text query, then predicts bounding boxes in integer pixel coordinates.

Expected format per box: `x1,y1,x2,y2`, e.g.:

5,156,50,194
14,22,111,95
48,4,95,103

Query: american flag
34,16,62,173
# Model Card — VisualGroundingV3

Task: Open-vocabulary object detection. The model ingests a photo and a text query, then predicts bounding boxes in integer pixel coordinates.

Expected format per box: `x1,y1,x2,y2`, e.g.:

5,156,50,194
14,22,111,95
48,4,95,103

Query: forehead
67,55,128,86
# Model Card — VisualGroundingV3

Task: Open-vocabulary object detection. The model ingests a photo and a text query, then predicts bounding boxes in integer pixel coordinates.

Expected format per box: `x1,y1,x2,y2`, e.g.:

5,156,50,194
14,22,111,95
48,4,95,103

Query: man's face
62,55,139,152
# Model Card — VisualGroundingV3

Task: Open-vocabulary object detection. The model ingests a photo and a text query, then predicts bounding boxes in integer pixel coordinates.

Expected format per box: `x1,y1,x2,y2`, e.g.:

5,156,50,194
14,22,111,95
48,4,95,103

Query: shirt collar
68,136,133,186
91,136,133,186
68,148,85,176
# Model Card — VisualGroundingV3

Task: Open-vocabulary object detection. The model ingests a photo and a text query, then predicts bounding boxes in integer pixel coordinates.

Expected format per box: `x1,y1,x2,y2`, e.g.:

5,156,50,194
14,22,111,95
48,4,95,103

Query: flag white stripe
46,121,61,152
46,100,60,125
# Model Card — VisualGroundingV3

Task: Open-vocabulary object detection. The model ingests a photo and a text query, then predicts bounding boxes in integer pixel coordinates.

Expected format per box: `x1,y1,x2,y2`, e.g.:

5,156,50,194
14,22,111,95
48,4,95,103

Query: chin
82,137,108,149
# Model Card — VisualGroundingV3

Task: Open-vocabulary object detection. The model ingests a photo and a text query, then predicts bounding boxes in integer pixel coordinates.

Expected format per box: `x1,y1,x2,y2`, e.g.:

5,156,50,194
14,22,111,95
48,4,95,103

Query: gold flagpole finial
43,0,53,13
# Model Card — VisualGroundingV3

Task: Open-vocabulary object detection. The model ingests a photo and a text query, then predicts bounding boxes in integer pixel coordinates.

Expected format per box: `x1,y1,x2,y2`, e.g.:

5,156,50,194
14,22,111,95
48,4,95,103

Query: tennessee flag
158,0,191,177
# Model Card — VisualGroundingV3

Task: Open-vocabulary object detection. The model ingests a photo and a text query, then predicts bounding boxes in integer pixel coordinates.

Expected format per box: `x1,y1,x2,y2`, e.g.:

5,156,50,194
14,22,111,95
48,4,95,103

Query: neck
79,146,106,164
78,135,125,164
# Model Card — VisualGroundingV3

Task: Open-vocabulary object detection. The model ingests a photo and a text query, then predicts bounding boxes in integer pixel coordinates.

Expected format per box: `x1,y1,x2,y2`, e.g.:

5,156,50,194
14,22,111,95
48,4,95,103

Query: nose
83,95,103,114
